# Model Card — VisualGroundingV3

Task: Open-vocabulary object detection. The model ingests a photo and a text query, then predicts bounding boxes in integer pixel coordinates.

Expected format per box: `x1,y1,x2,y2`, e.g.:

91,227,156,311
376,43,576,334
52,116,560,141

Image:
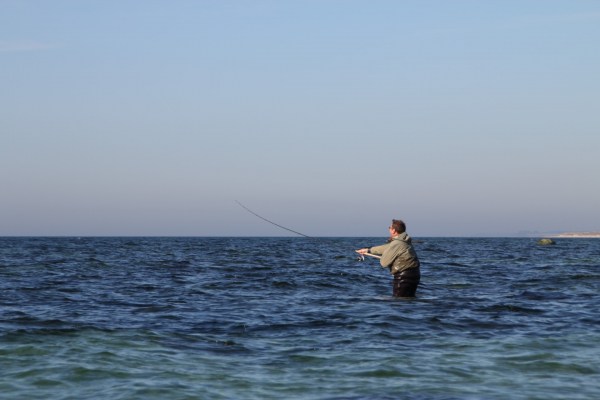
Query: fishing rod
235,200,311,238
235,201,378,260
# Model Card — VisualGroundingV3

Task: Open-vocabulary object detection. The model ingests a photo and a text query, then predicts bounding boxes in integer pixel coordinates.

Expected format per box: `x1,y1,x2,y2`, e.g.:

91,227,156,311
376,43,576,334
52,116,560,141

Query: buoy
537,238,555,245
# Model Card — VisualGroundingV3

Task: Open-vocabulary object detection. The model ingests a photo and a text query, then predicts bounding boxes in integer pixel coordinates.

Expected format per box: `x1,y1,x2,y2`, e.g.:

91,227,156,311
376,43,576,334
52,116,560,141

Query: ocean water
1,237,599,400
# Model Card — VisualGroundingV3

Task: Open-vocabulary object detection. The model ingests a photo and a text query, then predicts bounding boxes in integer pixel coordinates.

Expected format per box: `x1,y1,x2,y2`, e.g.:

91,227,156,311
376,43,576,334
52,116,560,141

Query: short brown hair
391,219,406,233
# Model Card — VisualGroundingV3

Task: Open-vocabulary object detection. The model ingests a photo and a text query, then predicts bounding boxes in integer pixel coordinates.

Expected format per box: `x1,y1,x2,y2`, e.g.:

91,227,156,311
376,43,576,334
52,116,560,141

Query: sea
1,237,599,400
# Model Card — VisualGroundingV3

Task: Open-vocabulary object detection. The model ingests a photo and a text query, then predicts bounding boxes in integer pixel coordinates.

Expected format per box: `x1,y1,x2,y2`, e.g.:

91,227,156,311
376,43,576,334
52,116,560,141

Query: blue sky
2,0,599,236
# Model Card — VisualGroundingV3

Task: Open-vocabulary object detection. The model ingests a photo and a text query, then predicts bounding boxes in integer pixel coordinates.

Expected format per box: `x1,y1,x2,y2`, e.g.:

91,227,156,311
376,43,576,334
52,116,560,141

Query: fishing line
235,200,311,238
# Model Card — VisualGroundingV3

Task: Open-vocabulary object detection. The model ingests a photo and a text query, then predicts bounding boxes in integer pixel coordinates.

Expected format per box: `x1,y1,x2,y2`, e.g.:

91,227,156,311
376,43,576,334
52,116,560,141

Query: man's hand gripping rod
356,251,381,261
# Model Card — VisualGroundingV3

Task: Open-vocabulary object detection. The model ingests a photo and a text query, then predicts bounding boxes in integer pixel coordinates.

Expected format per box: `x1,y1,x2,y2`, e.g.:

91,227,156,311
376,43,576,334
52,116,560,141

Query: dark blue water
1,237,599,399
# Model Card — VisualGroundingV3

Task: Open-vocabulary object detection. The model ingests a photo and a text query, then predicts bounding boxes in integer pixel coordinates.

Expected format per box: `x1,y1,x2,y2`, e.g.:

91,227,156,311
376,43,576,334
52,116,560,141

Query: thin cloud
0,40,59,52
510,10,600,26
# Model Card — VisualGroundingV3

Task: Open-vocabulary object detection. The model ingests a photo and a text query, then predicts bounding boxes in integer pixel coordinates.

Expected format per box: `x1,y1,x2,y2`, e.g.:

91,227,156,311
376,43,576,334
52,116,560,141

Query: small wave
477,304,545,315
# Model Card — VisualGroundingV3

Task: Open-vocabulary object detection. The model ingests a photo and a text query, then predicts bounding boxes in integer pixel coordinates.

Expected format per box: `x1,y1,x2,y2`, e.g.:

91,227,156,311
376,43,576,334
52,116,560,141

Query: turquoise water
1,237,599,399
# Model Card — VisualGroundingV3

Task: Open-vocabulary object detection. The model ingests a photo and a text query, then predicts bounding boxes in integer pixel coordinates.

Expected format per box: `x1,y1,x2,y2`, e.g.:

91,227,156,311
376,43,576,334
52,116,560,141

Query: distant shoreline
547,232,600,238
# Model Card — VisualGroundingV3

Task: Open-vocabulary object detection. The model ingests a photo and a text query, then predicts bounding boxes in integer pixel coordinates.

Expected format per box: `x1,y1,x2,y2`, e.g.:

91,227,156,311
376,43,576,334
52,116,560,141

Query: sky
1,0,599,237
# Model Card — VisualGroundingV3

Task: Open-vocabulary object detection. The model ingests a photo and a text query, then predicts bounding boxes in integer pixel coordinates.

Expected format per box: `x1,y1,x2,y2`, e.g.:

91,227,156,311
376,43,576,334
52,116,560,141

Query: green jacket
369,232,420,274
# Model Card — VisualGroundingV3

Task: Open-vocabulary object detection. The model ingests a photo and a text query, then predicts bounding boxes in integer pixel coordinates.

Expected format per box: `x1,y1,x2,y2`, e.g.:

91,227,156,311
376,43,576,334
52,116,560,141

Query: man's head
390,219,406,235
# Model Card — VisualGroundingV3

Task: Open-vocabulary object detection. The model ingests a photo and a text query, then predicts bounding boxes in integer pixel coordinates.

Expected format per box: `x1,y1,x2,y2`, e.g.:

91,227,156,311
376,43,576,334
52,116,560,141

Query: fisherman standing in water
356,219,421,297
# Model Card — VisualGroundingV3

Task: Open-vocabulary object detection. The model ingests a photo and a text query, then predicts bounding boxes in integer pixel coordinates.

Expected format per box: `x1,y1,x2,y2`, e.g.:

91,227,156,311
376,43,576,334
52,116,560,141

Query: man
356,219,421,297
